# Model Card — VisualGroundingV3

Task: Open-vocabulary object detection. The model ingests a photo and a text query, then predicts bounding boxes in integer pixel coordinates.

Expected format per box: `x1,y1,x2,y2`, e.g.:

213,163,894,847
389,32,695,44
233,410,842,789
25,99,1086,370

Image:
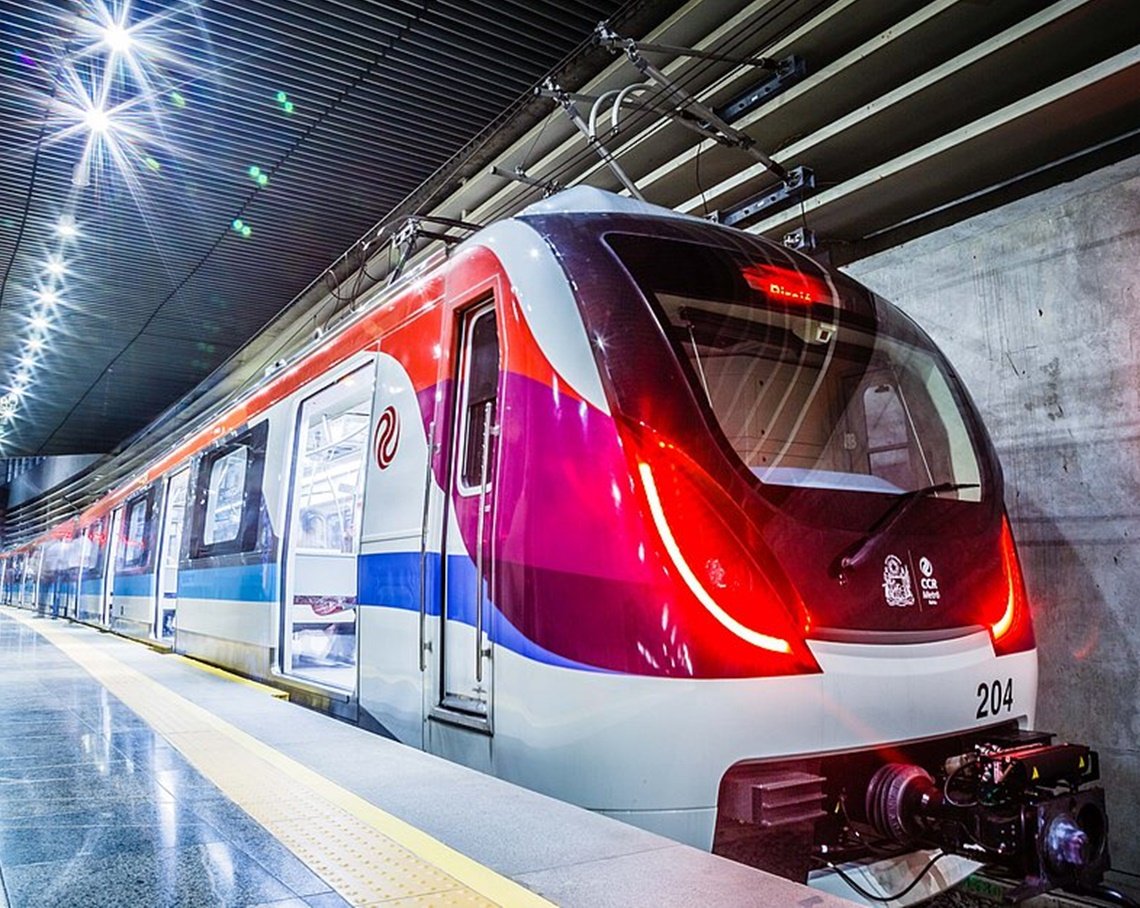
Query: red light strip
991,519,1020,640
638,462,792,654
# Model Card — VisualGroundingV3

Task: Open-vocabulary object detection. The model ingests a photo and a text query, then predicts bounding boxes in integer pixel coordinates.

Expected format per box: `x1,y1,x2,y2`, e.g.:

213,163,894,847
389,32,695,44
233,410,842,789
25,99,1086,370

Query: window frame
187,421,269,561
115,486,158,575
455,300,500,497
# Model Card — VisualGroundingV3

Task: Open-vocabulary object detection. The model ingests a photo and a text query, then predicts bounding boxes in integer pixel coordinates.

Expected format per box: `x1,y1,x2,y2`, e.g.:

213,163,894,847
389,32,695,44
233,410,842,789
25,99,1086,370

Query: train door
23,547,41,608
154,469,190,641
61,536,80,619
75,521,100,622
9,553,24,605
102,507,124,625
1,554,12,604
281,364,374,692
435,299,500,729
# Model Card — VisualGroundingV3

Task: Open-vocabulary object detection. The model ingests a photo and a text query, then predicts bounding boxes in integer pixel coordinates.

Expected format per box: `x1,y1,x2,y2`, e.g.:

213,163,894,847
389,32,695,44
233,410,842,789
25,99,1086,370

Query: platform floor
0,607,853,907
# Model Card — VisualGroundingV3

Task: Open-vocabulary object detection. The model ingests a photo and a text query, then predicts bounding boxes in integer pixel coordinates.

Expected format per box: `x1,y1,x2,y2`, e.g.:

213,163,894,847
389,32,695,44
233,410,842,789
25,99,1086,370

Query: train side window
81,518,108,578
189,422,269,559
118,489,156,572
293,376,371,554
123,498,148,568
459,305,499,491
204,446,249,545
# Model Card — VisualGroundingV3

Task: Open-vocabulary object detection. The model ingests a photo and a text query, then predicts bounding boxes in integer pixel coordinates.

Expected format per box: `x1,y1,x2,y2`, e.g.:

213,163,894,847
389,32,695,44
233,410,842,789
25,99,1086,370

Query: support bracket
720,166,815,228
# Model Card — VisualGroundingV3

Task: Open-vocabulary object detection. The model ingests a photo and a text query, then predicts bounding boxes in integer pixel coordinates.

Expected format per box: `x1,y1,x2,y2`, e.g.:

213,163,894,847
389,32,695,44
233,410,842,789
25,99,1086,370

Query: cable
943,760,979,808
826,851,952,904
1074,884,1140,908
695,138,708,217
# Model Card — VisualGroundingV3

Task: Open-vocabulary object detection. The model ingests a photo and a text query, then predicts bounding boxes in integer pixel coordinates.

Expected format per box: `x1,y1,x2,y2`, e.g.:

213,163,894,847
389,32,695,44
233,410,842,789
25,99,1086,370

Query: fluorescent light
55,217,78,239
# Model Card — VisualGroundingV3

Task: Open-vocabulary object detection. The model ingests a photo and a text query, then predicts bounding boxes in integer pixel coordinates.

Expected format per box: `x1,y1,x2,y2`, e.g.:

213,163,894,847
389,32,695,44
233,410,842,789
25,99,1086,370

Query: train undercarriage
715,723,1113,905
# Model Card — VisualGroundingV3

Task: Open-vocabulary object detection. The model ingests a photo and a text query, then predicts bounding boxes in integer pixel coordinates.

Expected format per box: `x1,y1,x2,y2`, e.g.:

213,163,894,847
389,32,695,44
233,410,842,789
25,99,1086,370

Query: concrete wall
845,154,1140,879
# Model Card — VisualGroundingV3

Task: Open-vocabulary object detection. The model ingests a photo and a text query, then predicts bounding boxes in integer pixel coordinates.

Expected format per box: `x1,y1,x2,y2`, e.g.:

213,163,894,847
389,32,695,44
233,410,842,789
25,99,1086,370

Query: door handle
418,420,436,673
475,402,493,684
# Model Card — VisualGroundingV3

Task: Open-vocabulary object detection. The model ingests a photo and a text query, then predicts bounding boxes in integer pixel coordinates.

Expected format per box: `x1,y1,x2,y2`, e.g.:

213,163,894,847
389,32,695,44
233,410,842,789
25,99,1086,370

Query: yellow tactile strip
170,653,290,698
6,609,552,908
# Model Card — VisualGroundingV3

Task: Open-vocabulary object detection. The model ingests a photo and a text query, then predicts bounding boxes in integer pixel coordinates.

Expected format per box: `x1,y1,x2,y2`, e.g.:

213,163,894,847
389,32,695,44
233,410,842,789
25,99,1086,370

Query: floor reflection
0,611,348,908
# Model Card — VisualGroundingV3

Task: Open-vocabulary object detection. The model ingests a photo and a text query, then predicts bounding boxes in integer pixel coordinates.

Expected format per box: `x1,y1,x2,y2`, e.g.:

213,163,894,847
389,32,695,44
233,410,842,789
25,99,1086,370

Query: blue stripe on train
357,551,440,614
178,564,278,602
148,554,599,672
358,551,602,673
114,573,154,598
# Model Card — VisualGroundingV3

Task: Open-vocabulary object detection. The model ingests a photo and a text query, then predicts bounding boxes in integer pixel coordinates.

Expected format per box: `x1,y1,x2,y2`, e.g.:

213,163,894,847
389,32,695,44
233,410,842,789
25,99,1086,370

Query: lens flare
54,216,79,239
6,0,218,420
102,22,133,55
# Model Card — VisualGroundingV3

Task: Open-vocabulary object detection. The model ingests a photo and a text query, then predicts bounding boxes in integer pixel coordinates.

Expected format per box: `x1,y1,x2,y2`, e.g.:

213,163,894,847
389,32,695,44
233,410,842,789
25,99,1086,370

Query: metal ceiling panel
0,0,677,456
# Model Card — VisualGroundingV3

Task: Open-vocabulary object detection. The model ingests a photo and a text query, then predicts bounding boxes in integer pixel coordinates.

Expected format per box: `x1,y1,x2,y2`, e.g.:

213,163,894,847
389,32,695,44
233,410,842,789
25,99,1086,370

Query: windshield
606,233,982,500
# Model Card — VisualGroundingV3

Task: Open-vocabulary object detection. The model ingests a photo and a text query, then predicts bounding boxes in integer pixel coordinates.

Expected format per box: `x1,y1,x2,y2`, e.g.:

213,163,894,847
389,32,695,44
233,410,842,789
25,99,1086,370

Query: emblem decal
918,555,941,606
374,405,400,470
882,554,915,608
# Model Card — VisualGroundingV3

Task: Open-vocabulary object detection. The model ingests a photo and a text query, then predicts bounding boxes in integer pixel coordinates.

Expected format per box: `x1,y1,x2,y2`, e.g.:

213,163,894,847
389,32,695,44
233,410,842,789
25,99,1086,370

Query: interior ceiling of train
0,0,1137,467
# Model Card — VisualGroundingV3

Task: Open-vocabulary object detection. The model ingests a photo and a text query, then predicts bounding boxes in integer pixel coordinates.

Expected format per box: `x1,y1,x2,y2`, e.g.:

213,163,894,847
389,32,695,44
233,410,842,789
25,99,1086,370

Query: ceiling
1,0,1138,533
0,0,686,457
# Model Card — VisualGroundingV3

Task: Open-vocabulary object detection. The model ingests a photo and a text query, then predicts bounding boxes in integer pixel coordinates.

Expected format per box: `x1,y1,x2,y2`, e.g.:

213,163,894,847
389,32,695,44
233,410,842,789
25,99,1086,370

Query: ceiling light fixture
103,22,134,55
84,106,111,134
55,217,79,239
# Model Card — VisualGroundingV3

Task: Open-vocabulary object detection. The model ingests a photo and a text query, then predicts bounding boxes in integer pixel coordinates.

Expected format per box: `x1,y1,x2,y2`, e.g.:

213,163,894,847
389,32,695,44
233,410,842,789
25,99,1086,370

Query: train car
2,188,1109,903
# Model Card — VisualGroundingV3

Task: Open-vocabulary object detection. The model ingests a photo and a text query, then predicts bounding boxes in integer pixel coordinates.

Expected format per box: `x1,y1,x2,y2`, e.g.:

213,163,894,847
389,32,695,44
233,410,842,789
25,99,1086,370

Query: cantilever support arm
595,23,790,185
541,79,646,200
594,21,778,69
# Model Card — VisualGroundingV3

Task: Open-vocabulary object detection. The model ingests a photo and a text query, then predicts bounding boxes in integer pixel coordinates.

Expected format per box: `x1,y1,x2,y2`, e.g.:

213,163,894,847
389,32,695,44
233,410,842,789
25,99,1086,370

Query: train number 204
976,678,1014,719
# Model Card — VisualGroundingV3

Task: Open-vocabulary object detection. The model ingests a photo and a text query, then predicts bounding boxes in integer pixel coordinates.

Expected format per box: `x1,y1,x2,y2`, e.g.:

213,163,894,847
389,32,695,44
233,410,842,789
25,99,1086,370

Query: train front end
516,192,1108,903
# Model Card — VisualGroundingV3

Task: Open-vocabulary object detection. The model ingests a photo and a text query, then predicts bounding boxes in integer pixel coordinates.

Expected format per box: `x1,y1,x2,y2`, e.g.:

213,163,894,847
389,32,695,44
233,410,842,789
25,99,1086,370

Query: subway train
1,188,1110,904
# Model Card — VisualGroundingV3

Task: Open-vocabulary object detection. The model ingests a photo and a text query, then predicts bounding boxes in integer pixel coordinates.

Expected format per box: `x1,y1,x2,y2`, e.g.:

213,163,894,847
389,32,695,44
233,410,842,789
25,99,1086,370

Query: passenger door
154,469,190,642
102,507,124,625
280,363,375,694
435,299,500,729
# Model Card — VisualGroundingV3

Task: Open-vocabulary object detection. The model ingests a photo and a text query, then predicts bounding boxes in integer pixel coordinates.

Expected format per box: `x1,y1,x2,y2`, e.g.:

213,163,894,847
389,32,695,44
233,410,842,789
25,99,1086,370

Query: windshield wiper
830,481,980,582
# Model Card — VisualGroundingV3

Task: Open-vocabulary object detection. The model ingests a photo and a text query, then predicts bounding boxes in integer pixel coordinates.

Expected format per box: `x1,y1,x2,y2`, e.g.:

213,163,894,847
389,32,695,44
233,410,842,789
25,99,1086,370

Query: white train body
1,189,1045,889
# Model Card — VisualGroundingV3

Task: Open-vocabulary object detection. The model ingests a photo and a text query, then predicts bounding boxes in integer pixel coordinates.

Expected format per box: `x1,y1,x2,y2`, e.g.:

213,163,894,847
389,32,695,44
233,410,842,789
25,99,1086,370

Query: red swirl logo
374,405,400,469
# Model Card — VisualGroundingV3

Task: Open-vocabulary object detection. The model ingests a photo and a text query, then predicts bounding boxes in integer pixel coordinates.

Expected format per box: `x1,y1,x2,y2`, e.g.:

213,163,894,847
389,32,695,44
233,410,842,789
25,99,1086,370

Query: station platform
0,606,853,907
